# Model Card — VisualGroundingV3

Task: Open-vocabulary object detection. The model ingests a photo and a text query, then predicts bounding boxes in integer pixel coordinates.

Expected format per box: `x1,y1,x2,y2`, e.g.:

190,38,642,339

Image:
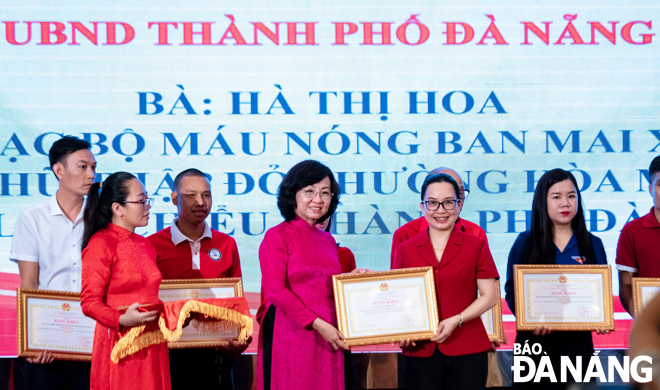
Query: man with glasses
390,167,487,268
10,136,95,389
147,168,246,390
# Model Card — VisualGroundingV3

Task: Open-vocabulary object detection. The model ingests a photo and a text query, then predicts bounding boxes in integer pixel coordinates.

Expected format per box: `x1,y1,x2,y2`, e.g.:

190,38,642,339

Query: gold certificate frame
17,289,95,361
632,277,660,318
333,267,439,347
514,265,614,331
158,278,243,349
481,279,505,343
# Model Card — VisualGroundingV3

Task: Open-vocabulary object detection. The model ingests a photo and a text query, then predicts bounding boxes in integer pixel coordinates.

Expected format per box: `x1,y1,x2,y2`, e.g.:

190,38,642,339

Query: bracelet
458,314,464,327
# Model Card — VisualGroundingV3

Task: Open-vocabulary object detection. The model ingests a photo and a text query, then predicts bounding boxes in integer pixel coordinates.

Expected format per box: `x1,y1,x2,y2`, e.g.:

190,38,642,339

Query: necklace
432,246,445,251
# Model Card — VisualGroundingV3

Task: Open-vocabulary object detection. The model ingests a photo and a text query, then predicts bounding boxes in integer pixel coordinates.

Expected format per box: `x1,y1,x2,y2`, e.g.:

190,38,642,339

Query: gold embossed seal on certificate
332,267,439,347
17,289,95,361
158,277,244,348
513,265,614,331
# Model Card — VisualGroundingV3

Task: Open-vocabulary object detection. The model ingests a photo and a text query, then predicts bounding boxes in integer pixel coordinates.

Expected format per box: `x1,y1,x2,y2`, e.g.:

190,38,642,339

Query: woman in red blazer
393,173,499,390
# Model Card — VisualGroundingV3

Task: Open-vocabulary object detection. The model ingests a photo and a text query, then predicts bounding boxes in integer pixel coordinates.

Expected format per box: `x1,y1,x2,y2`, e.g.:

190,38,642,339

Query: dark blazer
392,225,499,357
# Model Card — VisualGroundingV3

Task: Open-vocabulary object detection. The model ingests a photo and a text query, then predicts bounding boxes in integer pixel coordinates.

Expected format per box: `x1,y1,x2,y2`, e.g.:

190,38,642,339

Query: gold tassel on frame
110,300,253,364
157,300,253,343
110,325,166,364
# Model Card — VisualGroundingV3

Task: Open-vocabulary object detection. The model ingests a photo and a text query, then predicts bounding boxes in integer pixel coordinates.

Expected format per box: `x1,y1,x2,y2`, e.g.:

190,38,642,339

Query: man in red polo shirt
148,168,246,390
617,156,660,316
390,167,487,268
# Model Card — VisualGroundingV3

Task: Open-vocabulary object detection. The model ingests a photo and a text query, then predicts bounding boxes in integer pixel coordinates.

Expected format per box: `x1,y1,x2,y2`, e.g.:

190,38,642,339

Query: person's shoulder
338,246,354,255
263,220,295,240
210,228,238,245
401,229,428,250
461,218,485,233
511,230,531,248
86,227,116,248
16,197,52,219
318,228,337,244
147,227,171,243
395,217,423,235
461,228,487,245
517,230,531,240
620,213,646,234
587,232,605,247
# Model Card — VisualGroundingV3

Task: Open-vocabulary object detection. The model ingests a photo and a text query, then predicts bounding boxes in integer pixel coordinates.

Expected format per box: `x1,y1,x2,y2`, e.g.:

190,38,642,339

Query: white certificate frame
332,267,439,347
514,265,614,331
632,277,660,318
17,289,94,361
158,278,243,349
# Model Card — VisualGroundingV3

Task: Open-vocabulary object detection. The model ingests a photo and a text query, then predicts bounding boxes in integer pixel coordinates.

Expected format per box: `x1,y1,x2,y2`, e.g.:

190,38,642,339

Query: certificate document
333,268,438,346
481,308,494,334
479,279,504,343
159,278,243,347
632,278,660,317
514,265,614,331
18,289,95,361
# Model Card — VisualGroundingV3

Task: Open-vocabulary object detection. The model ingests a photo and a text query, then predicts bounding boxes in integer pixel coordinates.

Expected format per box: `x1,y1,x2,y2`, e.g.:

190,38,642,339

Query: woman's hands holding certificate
431,314,462,344
349,268,372,274
532,326,552,336
312,318,349,351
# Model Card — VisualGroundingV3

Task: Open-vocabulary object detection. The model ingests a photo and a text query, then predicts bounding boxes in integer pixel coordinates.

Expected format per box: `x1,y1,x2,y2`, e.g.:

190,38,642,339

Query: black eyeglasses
422,200,459,211
124,198,154,209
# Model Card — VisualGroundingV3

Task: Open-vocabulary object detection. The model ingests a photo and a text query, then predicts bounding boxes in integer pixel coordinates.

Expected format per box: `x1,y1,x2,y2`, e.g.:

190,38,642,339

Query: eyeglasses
300,189,333,201
124,197,154,209
422,200,459,211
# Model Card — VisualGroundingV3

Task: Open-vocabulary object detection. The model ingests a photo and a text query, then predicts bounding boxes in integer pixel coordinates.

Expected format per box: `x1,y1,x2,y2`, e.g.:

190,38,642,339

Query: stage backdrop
0,0,658,354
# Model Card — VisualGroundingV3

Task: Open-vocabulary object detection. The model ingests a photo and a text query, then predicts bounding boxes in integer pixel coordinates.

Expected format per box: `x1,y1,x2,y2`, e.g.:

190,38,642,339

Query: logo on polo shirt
208,248,222,261
572,256,586,264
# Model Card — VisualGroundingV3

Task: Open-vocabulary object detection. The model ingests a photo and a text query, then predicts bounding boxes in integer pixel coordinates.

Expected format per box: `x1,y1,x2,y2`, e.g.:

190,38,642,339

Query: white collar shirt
170,218,212,270
10,194,86,292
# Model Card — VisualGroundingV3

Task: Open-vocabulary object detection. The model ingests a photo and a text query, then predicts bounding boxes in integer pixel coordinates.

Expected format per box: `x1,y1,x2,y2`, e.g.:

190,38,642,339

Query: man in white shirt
10,136,96,390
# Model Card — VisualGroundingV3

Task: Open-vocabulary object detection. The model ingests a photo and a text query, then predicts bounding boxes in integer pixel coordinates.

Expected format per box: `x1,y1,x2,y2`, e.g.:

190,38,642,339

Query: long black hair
277,160,340,224
525,168,596,265
82,172,136,249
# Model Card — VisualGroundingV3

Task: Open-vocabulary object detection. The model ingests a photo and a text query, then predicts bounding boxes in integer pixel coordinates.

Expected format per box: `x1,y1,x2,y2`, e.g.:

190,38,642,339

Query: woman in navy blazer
393,173,499,390
504,168,609,389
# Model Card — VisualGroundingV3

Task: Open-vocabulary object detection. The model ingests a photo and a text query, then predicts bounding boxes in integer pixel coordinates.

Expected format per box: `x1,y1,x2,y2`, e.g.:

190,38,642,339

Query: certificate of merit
333,267,438,346
514,265,614,331
632,278,660,317
27,298,95,353
18,289,95,361
343,277,430,337
523,273,605,323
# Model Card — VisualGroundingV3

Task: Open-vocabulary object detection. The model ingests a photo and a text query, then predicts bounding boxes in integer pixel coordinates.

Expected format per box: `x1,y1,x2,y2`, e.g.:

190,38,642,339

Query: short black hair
173,168,210,192
650,156,660,183
420,173,460,201
277,160,340,224
48,136,91,170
